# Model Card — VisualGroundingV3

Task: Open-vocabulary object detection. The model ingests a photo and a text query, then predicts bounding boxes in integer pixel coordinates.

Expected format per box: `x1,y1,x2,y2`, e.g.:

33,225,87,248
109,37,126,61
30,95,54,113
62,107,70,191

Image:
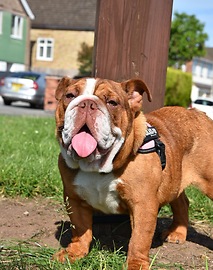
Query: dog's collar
138,123,166,170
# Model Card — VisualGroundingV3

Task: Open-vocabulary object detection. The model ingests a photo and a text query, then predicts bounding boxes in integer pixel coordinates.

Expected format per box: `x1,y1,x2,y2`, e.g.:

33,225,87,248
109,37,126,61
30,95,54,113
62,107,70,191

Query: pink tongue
72,131,97,157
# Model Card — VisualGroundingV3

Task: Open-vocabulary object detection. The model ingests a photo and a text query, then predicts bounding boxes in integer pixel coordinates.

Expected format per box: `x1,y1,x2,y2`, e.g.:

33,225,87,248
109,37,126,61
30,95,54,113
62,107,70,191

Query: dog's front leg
55,195,93,263
126,202,159,270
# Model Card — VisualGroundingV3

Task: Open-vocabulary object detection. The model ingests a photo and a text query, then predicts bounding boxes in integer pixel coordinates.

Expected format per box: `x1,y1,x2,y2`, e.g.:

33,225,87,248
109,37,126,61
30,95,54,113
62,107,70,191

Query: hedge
164,67,192,107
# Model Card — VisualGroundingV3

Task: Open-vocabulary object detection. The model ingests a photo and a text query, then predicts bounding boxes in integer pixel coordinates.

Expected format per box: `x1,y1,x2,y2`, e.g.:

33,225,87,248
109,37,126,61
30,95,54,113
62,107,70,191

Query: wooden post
93,0,173,113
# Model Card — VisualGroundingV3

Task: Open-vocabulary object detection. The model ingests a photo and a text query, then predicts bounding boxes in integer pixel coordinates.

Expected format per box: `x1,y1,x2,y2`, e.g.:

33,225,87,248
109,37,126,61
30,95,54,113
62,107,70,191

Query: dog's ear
121,79,152,112
55,76,73,101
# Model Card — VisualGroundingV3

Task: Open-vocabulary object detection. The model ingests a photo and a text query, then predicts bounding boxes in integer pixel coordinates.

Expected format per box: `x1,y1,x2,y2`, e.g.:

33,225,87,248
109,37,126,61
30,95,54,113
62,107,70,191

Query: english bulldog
54,77,213,270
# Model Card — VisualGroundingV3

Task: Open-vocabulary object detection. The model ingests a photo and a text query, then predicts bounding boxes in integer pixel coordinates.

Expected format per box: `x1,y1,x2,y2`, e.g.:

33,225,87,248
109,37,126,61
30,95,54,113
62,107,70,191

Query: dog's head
55,77,152,173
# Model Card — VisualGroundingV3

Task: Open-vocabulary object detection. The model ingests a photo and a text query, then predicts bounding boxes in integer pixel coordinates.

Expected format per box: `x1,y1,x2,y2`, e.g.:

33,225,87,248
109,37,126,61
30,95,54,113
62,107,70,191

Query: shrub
165,67,192,107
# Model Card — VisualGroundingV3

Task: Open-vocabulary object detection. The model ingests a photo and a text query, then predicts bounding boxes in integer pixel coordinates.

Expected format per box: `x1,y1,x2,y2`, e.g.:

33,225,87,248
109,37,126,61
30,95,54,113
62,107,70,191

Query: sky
172,0,213,47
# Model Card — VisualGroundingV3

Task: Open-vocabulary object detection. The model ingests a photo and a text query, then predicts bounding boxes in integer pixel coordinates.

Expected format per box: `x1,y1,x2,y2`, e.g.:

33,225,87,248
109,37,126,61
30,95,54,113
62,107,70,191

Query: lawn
0,115,62,198
0,115,212,269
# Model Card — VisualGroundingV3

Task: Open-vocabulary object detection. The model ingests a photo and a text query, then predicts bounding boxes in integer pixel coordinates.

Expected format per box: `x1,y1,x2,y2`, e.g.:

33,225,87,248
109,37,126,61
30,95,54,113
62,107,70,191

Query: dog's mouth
71,125,98,158
69,125,98,158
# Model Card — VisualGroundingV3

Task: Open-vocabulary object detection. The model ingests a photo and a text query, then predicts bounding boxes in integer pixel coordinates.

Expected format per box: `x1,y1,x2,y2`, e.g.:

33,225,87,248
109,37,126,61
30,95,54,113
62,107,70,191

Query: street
0,97,54,117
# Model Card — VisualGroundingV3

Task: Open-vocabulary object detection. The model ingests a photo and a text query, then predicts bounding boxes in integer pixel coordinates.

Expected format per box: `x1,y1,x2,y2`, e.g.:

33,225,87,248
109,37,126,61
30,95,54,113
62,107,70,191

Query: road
0,97,54,117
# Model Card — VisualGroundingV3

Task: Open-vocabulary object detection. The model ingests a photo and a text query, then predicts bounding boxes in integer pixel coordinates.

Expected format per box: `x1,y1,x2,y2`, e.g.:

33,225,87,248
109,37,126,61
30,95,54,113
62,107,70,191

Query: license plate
12,83,23,92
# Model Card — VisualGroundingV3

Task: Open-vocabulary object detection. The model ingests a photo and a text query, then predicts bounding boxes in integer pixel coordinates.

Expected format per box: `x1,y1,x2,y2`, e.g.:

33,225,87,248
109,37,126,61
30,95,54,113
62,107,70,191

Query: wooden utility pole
93,0,173,113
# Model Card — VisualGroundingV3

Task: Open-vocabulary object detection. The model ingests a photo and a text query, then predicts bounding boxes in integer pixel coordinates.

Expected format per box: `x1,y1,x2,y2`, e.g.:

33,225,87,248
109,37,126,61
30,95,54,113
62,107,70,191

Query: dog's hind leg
162,191,189,244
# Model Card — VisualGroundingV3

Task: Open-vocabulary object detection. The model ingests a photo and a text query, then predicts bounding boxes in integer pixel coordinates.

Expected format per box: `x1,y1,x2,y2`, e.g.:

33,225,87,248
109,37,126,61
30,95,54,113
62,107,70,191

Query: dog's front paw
53,249,68,263
126,258,149,270
162,228,187,244
53,243,89,263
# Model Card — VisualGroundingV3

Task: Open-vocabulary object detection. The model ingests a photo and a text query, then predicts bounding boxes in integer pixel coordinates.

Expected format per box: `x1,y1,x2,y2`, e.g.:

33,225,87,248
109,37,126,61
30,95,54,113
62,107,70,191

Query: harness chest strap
138,124,166,170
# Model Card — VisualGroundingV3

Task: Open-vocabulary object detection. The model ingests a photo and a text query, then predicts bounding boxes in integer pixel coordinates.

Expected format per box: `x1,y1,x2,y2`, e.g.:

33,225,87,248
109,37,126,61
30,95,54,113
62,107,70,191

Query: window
202,67,208,78
208,66,213,79
11,15,23,39
195,65,201,77
0,12,2,34
36,38,54,61
194,99,213,106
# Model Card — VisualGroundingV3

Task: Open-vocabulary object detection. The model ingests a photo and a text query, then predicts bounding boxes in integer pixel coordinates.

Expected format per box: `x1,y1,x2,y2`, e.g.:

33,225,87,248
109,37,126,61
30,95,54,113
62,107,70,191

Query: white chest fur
73,171,123,214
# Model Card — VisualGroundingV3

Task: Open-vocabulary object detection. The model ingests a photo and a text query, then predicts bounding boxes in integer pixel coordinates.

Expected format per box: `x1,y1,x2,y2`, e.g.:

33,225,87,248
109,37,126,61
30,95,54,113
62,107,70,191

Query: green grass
0,115,212,269
0,115,62,199
0,241,126,270
0,241,181,270
0,240,210,270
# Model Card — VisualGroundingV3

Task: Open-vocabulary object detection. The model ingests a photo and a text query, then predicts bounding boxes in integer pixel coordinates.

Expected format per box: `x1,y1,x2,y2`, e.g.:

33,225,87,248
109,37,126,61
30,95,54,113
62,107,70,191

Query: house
186,47,213,101
0,0,34,72
27,0,97,77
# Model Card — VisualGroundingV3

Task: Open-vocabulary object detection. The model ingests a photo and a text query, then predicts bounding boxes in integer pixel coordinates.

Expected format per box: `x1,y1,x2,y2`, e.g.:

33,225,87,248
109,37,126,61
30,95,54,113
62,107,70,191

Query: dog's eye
107,99,118,107
65,93,75,99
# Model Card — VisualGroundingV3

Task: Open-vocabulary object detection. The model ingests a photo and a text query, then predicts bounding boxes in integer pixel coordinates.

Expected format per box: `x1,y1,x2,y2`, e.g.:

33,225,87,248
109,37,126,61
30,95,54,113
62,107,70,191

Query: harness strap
138,124,166,170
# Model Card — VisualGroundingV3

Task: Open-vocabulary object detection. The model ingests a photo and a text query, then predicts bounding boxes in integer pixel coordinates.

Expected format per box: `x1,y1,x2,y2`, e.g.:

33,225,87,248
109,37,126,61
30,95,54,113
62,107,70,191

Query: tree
168,12,208,68
77,42,93,76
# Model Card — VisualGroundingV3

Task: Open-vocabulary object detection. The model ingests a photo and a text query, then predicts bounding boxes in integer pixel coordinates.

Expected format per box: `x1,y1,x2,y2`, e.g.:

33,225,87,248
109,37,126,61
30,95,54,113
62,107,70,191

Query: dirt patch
0,197,66,249
0,197,212,269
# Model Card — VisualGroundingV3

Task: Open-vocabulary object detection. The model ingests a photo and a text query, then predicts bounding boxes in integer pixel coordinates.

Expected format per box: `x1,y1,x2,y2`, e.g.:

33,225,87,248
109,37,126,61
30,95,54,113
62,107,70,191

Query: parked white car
190,97,213,120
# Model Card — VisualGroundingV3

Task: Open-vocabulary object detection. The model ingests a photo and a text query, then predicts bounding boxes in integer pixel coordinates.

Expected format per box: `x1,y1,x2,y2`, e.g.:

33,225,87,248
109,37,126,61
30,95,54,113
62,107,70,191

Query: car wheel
30,102,44,109
30,103,36,108
38,102,44,110
3,98,12,106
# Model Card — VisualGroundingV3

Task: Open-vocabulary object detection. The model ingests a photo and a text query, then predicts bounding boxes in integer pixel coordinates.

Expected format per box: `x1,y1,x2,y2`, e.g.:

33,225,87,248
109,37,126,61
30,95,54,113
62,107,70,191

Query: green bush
165,67,192,107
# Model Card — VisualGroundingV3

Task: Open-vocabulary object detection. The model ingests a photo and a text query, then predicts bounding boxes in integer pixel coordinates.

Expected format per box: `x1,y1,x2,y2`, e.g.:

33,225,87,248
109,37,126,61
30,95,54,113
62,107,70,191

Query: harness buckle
138,125,166,170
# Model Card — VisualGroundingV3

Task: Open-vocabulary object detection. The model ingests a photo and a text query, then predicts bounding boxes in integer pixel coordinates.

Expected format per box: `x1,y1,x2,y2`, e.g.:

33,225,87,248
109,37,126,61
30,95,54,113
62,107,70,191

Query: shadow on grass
54,215,213,251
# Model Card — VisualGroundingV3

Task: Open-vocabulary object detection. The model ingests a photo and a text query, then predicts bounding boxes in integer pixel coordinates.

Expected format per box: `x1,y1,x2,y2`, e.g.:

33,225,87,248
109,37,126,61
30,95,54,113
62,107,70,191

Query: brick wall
44,76,61,111
30,29,94,76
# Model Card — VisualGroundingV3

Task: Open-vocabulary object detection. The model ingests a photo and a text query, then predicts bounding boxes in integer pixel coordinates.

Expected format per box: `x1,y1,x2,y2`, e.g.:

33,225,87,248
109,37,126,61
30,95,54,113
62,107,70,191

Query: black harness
138,125,166,170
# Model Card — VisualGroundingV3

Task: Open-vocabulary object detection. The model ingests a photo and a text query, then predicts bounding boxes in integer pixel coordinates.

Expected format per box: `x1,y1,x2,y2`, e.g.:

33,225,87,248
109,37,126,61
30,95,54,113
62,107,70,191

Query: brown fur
54,77,213,270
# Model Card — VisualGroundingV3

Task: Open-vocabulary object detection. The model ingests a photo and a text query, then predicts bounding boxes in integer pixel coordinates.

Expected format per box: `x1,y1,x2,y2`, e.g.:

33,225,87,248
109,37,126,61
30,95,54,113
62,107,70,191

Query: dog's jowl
54,76,213,270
